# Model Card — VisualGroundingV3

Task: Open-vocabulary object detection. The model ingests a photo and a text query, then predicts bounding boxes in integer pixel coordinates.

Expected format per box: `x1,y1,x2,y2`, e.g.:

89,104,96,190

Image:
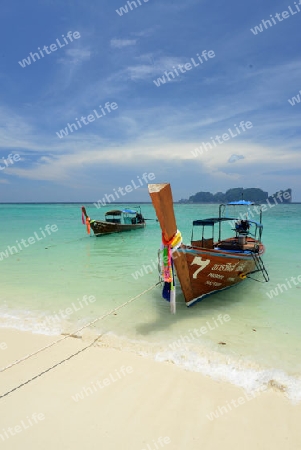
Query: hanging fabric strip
160,230,182,313
86,217,91,235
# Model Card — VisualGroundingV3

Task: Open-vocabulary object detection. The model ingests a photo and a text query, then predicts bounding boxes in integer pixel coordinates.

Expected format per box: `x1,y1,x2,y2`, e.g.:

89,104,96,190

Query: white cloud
131,28,155,37
228,154,245,163
58,48,91,65
6,140,301,185
111,55,188,82
110,39,137,48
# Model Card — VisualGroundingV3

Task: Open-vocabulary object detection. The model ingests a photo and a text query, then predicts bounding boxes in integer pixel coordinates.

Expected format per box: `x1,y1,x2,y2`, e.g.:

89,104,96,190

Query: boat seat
242,243,256,251
191,238,214,249
191,240,202,247
217,240,257,252
106,218,121,223
232,229,249,235
218,240,241,250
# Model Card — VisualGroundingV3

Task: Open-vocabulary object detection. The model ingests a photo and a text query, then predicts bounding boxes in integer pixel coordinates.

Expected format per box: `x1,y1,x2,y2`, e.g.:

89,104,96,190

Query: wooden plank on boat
148,183,177,242
148,183,194,302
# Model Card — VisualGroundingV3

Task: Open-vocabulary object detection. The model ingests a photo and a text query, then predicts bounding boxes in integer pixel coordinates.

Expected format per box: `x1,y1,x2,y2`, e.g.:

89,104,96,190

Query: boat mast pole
218,204,224,242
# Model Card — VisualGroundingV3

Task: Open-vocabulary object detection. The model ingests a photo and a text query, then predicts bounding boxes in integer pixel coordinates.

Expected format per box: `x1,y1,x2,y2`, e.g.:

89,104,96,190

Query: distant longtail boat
81,206,145,236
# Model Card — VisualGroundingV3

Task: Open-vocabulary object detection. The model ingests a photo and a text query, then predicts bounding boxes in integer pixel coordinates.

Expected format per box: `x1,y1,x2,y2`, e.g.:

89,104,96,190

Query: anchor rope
0,282,160,375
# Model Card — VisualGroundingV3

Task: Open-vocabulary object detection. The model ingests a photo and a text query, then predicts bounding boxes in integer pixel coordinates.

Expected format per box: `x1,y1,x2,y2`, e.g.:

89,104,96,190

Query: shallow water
1,202,300,402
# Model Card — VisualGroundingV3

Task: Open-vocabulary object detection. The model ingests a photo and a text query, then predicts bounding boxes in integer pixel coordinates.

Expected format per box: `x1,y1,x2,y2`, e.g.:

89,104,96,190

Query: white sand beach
0,328,300,450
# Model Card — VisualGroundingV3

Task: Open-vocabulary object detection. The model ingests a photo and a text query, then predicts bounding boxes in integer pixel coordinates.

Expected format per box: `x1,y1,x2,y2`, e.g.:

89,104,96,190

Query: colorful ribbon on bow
160,230,182,313
81,207,91,234
85,217,90,235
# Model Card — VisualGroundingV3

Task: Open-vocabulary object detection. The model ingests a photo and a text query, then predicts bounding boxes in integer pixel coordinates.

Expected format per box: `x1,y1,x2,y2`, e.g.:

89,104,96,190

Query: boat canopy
105,210,122,216
193,217,235,226
227,200,254,205
105,209,139,216
122,209,138,214
192,215,263,243
193,217,263,228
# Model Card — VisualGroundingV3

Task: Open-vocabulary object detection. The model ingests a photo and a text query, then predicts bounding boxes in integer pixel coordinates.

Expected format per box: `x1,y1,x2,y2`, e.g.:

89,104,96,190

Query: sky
0,0,301,202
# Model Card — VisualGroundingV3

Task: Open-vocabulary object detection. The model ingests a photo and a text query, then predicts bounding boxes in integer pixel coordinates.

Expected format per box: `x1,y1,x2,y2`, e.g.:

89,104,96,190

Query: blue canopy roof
193,217,234,226
122,209,138,214
193,217,263,228
227,200,254,205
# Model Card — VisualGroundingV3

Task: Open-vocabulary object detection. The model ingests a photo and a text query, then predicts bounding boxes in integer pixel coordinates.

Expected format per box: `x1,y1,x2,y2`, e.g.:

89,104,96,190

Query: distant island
179,188,292,204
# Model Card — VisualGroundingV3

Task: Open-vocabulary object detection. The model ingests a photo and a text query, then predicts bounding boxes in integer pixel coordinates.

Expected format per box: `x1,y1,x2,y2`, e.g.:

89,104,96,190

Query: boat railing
123,216,133,224
105,217,121,223
216,236,260,253
190,215,263,250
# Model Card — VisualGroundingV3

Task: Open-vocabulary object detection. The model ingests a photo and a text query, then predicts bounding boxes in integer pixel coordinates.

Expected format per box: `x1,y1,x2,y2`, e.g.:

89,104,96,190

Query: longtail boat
148,183,269,310
81,206,145,236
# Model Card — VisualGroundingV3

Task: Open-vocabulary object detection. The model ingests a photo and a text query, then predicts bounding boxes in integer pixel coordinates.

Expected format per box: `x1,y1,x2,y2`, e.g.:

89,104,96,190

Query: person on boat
241,220,250,231
136,213,144,224
235,220,241,230
235,219,249,233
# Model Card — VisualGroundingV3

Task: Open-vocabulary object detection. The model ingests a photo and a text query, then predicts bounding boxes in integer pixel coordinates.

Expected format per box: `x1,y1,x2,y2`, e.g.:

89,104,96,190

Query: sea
0,202,301,403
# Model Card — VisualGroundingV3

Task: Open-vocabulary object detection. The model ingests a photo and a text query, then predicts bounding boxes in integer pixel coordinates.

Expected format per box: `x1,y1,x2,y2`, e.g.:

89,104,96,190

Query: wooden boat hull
172,242,264,306
149,183,267,307
90,220,145,236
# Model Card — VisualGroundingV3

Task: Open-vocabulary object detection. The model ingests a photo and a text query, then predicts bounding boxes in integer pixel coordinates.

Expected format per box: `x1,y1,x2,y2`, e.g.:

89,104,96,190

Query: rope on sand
0,282,160,375
0,339,95,399
0,282,160,400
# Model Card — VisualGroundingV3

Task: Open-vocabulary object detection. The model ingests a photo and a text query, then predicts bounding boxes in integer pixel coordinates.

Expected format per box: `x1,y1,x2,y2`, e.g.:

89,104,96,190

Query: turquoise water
1,203,301,402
